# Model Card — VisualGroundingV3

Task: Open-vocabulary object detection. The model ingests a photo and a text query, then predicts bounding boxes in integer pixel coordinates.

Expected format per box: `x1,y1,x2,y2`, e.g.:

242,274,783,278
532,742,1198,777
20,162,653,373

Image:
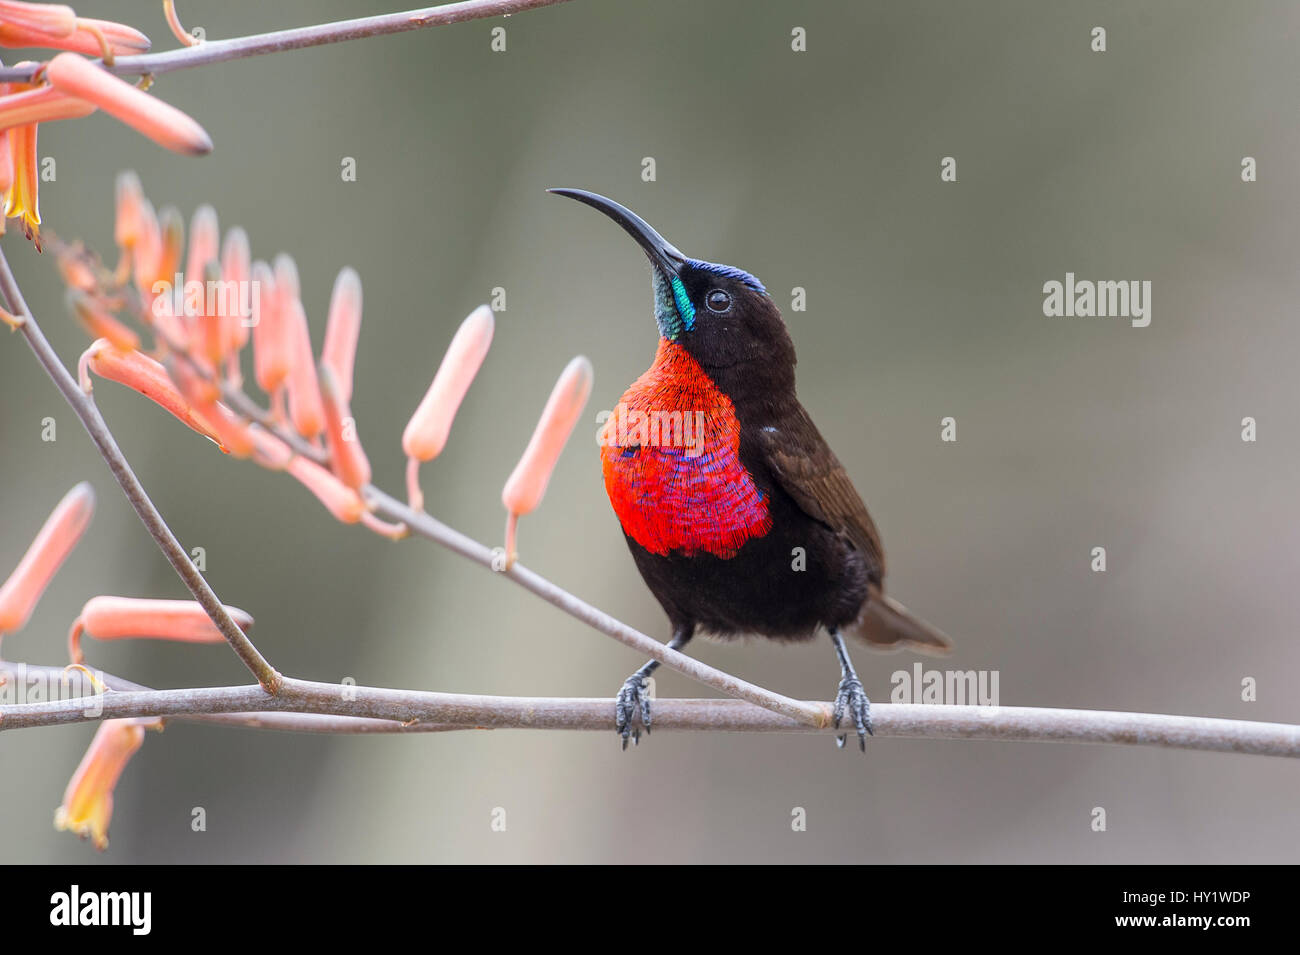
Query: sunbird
550,189,952,750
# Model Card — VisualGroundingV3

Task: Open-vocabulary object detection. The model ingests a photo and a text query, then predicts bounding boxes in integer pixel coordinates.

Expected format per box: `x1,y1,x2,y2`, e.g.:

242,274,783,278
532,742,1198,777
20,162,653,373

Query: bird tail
849,589,953,655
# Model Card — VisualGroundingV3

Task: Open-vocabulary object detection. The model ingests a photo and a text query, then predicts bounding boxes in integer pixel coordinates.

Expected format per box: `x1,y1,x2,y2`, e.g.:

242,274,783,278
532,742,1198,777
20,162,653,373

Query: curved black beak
548,188,686,278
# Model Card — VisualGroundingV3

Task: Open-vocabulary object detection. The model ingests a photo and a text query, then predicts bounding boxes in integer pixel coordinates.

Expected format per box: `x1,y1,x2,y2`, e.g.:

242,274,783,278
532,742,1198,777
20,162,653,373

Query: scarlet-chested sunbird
550,189,952,751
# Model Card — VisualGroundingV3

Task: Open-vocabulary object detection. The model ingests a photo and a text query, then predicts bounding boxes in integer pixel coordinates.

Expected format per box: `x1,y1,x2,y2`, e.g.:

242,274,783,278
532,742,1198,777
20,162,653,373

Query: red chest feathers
600,340,772,558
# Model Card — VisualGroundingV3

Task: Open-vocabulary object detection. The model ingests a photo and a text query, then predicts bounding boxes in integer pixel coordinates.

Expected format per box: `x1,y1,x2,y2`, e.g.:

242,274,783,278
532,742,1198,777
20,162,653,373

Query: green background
1,0,1296,862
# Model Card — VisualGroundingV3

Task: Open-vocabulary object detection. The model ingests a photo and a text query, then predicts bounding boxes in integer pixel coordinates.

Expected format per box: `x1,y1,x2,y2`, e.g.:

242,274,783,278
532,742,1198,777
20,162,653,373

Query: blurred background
1,0,1297,863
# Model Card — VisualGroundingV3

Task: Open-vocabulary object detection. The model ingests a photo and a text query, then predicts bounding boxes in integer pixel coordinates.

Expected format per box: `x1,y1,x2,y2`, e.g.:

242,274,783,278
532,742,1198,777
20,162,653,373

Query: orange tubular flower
54,718,157,851
79,339,222,446
182,205,217,355
319,365,371,491
285,297,324,439
145,206,187,346
273,253,300,304
0,2,76,36
184,204,217,289
4,118,40,247
0,482,94,639
204,403,255,458
44,53,211,155
113,169,143,248
197,259,224,369
0,84,96,132
402,304,494,510
403,305,495,462
67,289,139,351
250,260,288,395
501,356,593,562
0,3,150,57
109,170,143,284
156,205,185,283
202,404,255,458
287,454,365,525
170,359,254,458
67,595,253,665
0,124,11,198
220,226,251,365
248,422,293,471
129,197,160,290
321,267,362,404
0,127,8,241
55,244,98,294
67,17,151,56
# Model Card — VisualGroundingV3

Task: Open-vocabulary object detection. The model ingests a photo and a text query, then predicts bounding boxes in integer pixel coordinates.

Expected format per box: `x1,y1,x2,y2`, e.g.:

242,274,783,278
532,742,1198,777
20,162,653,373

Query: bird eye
705,289,731,313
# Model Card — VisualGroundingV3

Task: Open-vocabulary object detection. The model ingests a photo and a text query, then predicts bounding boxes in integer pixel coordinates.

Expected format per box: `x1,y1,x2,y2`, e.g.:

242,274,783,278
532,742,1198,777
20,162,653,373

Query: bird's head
549,188,795,383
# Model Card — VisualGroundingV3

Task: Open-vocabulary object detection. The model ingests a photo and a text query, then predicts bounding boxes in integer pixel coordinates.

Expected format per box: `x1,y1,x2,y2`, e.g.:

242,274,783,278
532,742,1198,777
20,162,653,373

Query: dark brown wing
757,406,953,654
756,405,885,583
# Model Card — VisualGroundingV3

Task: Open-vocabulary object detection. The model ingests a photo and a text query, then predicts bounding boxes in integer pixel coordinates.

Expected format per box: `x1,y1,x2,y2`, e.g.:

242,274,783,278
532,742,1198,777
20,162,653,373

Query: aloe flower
54,718,157,851
402,304,494,509
0,482,94,641
501,356,593,562
68,596,253,665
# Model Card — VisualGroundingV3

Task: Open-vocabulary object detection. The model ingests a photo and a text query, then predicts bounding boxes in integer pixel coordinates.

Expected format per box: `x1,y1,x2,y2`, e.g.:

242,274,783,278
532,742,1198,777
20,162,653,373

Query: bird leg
830,628,873,751
615,625,694,749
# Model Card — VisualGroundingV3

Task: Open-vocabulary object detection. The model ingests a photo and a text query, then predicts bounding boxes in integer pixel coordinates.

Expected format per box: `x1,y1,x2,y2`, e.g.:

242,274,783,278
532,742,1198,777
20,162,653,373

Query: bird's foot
832,676,873,752
615,673,653,750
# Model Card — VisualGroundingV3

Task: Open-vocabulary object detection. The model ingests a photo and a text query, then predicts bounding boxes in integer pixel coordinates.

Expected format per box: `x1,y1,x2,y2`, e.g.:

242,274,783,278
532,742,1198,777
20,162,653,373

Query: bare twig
0,1,576,83
0,247,283,693
2,662,1296,757
1,664,462,734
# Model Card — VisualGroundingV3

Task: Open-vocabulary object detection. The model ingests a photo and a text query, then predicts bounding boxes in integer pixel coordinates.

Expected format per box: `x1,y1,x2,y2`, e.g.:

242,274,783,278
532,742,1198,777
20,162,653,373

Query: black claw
832,676,871,754
615,675,651,751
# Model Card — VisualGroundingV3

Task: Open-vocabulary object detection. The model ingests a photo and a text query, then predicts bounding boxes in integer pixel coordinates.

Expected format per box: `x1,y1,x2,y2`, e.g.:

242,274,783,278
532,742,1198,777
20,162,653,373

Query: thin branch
0,247,283,693
0,0,576,83
187,710,467,734
1,664,462,734
2,666,1296,757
